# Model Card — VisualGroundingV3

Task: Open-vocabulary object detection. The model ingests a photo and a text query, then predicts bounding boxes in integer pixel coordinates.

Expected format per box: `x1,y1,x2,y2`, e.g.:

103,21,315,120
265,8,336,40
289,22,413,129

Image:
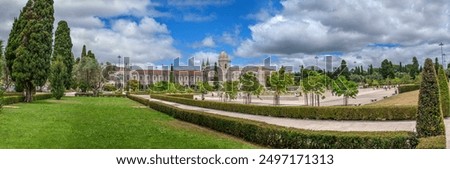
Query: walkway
132,95,450,148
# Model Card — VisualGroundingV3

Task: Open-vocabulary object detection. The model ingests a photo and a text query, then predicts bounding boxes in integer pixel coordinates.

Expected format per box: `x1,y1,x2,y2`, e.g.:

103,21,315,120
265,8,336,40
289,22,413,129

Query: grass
367,90,419,106
0,97,257,149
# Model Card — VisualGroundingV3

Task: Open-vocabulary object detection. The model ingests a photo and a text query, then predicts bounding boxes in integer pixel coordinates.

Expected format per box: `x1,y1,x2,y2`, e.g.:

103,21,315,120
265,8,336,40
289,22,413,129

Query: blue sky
1,0,449,69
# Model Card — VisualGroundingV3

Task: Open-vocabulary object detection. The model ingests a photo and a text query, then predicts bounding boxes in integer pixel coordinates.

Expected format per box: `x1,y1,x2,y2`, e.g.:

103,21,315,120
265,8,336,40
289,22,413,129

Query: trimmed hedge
165,94,194,99
74,93,126,97
416,135,446,149
3,92,24,96
398,84,420,93
127,94,418,149
151,94,417,121
3,93,53,105
74,92,95,97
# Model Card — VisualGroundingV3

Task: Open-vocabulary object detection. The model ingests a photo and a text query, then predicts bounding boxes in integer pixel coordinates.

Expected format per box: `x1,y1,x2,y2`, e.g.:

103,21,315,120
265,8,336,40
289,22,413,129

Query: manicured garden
0,97,257,148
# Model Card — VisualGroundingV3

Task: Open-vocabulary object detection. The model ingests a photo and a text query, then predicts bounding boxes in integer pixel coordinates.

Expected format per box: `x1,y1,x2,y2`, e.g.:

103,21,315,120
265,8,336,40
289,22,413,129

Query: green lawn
0,97,257,148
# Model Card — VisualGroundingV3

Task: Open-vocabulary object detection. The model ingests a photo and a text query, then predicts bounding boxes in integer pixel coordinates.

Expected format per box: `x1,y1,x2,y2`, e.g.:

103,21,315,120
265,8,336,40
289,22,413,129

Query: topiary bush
127,94,418,149
151,94,417,121
416,58,445,137
437,67,450,117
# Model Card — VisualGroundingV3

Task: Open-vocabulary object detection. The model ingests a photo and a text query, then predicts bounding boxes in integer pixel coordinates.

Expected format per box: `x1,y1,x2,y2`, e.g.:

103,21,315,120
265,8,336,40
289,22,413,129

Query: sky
1,0,450,70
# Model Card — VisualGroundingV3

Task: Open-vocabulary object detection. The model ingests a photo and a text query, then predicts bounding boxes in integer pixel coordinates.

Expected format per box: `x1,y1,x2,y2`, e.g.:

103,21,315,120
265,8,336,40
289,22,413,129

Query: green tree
410,56,419,79
9,0,55,102
302,70,327,106
213,62,220,91
269,67,294,105
222,81,239,102
416,58,445,137
53,20,74,89
332,76,359,106
81,45,87,58
127,80,139,92
50,57,66,100
240,72,263,104
437,67,450,117
0,40,4,108
380,59,394,79
195,81,211,100
74,56,102,95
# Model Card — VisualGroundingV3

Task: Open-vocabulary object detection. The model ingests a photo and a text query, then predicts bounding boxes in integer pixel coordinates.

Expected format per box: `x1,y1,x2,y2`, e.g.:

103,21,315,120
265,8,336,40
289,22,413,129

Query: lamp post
118,55,122,91
439,42,444,67
315,56,319,69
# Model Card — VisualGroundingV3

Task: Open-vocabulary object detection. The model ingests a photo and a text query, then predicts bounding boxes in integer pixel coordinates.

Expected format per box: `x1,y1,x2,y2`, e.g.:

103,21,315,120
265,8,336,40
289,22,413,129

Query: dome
219,51,229,60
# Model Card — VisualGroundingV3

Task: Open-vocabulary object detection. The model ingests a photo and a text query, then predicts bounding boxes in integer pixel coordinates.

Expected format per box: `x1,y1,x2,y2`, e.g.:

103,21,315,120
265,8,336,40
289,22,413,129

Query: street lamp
118,55,122,91
439,42,444,67
315,56,319,68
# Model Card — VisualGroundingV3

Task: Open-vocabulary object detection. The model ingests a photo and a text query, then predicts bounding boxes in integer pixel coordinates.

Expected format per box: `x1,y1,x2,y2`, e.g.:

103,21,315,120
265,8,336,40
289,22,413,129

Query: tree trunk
304,93,308,106
274,93,280,105
201,93,205,100
317,94,320,107
24,85,33,103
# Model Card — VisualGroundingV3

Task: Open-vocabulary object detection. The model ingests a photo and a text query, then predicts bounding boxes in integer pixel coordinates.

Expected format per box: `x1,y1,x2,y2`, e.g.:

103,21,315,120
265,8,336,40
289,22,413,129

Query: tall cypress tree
53,20,74,89
416,58,445,137
10,0,55,102
437,67,450,117
5,1,31,83
50,58,66,100
81,45,87,58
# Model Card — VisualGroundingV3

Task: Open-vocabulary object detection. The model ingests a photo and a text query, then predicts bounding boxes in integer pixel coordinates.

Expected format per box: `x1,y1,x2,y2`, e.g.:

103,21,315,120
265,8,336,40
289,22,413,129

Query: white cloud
0,0,180,66
183,13,217,22
167,0,233,7
236,0,450,67
193,36,216,48
190,51,219,65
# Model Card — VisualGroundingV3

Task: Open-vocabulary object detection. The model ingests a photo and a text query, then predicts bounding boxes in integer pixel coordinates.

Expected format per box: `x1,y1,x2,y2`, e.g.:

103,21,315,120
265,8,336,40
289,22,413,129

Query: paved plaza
196,88,398,106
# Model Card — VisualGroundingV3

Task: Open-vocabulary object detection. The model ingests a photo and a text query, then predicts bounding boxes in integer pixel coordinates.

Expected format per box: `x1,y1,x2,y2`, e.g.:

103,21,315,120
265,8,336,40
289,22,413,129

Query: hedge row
150,95,417,121
165,94,194,99
3,93,53,105
416,135,446,149
398,84,420,93
127,94,418,149
74,93,126,97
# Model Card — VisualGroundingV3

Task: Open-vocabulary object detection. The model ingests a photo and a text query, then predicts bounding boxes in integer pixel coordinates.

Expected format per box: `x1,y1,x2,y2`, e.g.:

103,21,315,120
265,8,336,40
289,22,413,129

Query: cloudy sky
1,0,449,70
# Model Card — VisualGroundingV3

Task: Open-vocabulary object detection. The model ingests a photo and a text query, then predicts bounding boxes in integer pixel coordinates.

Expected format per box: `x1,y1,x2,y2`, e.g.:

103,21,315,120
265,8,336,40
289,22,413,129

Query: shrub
127,95,418,149
416,135,446,149
151,94,417,121
3,93,53,105
437,67,450,117
165,94,194,99
74,92,95,97
99,93,126,97
3,92,24,96
103,84,117,91
398,84,420,93
416,58,445,137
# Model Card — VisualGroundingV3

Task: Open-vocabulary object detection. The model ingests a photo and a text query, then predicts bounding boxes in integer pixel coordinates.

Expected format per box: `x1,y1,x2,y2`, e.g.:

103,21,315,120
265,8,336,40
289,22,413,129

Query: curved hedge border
2,93,53,105
398,84,420,93
150,94,417,121
128,94,418,149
